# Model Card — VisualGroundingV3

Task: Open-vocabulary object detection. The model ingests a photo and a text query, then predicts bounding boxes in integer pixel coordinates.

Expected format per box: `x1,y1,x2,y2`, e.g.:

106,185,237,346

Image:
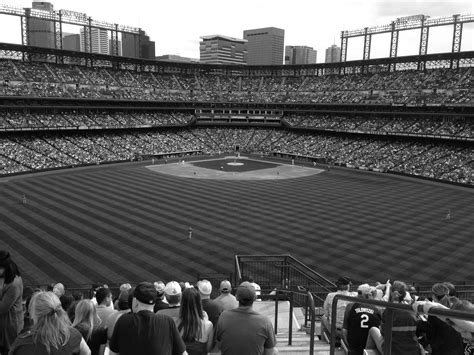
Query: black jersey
343,302,382,352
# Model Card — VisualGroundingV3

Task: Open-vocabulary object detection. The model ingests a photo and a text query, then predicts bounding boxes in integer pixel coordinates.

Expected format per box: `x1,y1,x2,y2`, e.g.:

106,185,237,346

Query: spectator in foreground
109,281,186,355
197,280,222,328
366,280,420,355
177,287,214,355
216,281,277,355
413,298,474,353
8,291,90,354
342,284,381,355
94,287,117,327
72,299,107,355
157,281,182,321
215,280,238,311
0,251,24,355
321,276,356,344
423,283,464,355
153,281,169,312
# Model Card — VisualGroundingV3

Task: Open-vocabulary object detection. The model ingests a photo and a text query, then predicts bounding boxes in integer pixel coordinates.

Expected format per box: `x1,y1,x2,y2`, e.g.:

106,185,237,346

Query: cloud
374,0,473,20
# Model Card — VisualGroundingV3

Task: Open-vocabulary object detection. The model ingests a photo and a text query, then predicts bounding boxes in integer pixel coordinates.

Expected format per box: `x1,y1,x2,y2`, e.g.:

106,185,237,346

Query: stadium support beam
21,10,29,47
451,14,463,68
340,32,348,70
363,28,371,61
111,24,119,57
419,23,429,56
54,12,63,51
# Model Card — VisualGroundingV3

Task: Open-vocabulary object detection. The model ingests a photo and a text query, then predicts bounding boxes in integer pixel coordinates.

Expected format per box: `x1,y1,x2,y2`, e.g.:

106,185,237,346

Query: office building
325,44,341,63
243,27,284,65
122,30,155,59
62,33,80,52
80,27,109,54
285,46,317,65
27,2,55,48
199,35,247,65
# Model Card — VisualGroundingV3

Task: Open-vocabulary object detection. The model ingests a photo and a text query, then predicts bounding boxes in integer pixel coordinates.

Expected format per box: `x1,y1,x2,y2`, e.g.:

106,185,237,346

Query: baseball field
1,155,472,288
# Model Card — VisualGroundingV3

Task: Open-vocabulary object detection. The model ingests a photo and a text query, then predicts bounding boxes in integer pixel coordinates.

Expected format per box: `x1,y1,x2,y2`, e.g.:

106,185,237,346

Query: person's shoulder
69,327,83,343
154,311,177,323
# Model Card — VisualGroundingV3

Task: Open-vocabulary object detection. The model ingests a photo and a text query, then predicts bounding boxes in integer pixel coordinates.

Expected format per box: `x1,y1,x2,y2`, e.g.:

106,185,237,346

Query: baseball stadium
0,6,473,355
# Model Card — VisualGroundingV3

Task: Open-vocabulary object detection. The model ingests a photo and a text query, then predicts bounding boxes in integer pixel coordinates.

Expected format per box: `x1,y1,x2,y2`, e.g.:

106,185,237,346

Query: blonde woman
8,291,90,355
72,300,107,355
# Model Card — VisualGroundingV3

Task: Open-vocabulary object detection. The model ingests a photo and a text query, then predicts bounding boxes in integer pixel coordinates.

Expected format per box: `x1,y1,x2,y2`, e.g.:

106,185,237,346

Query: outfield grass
1,157,473,287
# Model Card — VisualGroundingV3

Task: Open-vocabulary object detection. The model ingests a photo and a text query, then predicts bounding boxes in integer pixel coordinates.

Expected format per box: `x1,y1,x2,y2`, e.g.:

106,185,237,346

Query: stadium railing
234,254,336,308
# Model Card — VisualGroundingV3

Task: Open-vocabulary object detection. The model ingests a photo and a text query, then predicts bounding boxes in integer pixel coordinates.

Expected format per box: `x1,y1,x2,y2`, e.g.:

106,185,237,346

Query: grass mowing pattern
1,159,473,287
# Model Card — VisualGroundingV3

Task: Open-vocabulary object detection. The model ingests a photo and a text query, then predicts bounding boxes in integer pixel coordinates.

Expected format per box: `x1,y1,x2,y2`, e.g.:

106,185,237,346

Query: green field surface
1,157,473,287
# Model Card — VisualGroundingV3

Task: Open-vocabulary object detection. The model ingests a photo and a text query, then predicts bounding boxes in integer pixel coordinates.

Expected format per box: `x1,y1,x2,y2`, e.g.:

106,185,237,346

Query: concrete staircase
252,301,345,355
275,330,345,355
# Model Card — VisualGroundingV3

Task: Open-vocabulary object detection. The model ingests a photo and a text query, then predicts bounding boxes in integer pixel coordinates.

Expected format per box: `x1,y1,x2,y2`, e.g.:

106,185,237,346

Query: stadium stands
0,46,472,185
0,58,472,104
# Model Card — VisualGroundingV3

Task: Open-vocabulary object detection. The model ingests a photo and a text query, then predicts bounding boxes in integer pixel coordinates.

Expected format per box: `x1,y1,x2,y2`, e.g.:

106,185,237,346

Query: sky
0,0,472,62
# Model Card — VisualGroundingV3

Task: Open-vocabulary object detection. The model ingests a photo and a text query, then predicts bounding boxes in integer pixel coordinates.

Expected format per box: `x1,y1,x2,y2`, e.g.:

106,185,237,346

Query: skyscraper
80,27,109,54
243,27,284,65
199,35,247,65
325,45,341,63
285,46,317,65
62,33,80,52
27,2,55,48
122,30,155,59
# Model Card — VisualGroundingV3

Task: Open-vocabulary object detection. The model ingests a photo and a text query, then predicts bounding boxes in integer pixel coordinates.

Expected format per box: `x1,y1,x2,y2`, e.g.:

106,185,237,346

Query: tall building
62,33,80,52
80,27,109,54
325,45,341,63
243,27,284,65
122,30,155,59
285,46,317,65
27,2,55,48
199,35,247,65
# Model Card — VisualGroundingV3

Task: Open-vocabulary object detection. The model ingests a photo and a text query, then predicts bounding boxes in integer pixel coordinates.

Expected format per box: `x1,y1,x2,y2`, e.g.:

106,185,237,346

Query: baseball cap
220,280,232,293
134,282,157,305
236,281,256,301
154,281,166,295
164,281,182,296
198,280,212,295
358,283,375,295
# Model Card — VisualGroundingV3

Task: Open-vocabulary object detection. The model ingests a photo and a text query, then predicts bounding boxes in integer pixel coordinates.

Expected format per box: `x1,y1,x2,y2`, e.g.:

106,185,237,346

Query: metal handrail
330,295,474,355
234,254,337,292
307,291,316,355
270,288,318,354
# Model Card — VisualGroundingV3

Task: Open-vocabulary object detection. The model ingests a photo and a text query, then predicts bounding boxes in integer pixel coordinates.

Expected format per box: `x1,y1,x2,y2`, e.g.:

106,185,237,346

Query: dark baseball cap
134,282,157,305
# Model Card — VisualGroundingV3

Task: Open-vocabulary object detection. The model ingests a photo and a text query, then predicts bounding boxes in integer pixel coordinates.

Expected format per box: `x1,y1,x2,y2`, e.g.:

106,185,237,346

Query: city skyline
0,0,472,63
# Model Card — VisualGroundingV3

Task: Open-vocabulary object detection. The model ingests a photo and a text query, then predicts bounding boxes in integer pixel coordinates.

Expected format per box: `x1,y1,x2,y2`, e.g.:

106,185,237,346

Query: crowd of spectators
284,114,473,138
0,127,471,185
321,277,474,354
0,111,192,130
0,59,472,105
2,249,473,355
2,260,278,355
